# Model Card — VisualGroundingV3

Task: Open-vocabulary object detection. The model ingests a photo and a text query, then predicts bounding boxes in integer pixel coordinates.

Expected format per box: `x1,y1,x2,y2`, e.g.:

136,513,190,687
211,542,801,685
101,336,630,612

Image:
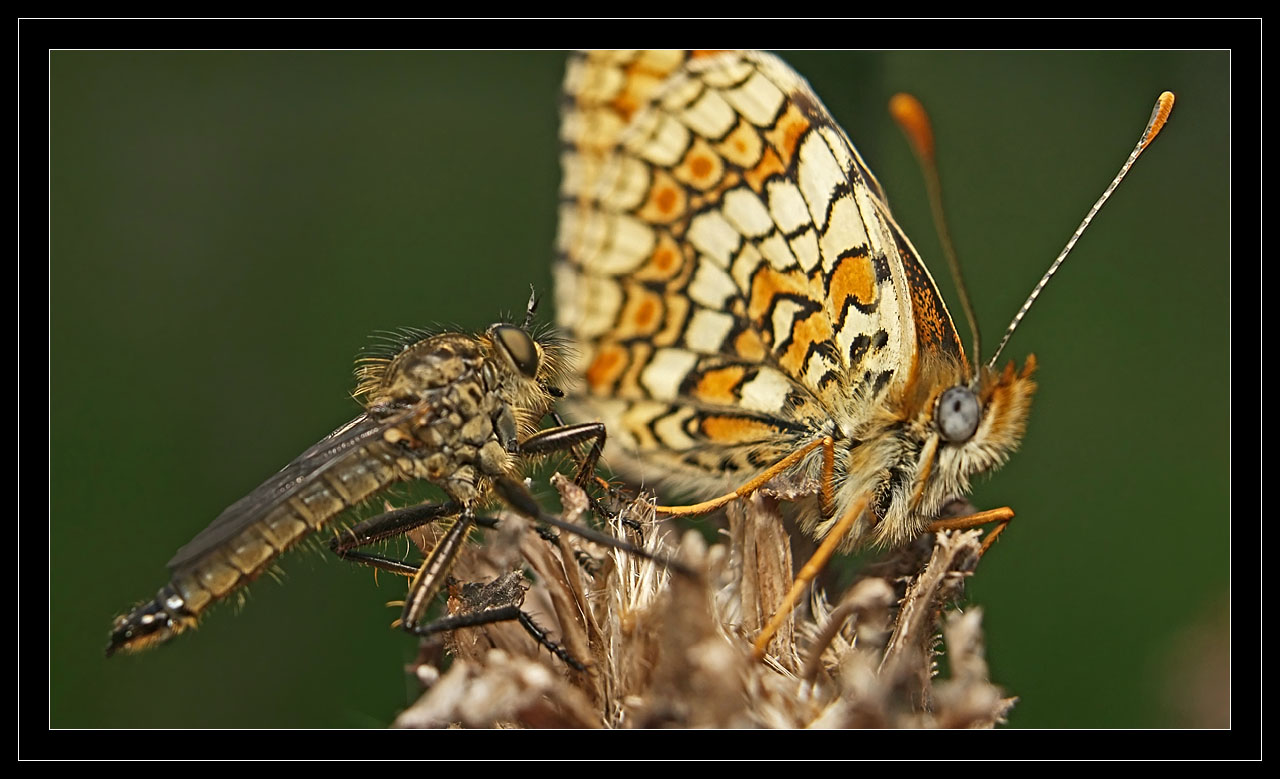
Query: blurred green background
50,51,1228,729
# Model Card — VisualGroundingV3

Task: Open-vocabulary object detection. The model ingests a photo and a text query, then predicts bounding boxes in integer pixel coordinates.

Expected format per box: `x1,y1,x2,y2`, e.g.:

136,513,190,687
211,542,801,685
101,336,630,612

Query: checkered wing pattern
555,51,966,507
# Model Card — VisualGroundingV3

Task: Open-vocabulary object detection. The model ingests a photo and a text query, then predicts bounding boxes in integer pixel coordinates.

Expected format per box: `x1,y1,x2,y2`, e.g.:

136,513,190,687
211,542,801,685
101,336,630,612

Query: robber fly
106,295,625,658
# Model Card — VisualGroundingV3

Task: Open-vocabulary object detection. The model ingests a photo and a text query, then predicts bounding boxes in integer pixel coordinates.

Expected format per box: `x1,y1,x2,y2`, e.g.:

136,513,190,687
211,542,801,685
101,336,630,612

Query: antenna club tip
889,92,935,160
1142,91,1176,149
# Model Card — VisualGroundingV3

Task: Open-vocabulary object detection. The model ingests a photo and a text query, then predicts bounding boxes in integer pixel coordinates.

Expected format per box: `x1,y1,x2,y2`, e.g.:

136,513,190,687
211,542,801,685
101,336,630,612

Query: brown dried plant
392,475,1016,729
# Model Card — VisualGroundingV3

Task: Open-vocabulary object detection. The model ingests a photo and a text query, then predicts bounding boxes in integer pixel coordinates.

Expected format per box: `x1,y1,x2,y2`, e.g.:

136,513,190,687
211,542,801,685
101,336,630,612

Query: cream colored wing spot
770,298,805,351
720,69,787,127
593,214,656,276
796,131,845,233
606,156,654,213
685,308,736,353
804,348,837,390
632,113,691,168
653,406,700,451
757,232,799,274
818,126,858,176
679,87,739,140
788,230,821,276
721,187,776,240
553,265,622,341
640,348,699,401
716,117,766,169
729,244,767,300
738,368,792,415
694,54,755,89
766,179,814,237
687,258,739,310
656,71,706,115
686,210,742,269
819,196,872,275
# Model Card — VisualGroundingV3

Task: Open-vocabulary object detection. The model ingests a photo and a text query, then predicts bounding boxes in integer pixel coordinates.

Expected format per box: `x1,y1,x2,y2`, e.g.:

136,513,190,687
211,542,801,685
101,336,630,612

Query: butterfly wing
554,50,965,496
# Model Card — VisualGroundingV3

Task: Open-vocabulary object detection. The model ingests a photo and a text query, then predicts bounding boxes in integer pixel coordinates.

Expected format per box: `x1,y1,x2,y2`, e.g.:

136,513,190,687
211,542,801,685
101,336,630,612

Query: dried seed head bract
394,476,1015,729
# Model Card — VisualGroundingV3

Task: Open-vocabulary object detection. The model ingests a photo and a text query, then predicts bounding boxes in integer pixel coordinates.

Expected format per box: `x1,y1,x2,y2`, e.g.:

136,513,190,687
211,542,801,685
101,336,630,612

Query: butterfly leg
654,436,836,517
926,507,1015,556
639,436,841,658
750,502,1013,660
752,491,872,661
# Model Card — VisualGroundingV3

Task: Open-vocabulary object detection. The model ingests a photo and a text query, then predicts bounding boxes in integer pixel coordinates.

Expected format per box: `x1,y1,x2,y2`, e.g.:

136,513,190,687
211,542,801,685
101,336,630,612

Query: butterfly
552,50,1172,656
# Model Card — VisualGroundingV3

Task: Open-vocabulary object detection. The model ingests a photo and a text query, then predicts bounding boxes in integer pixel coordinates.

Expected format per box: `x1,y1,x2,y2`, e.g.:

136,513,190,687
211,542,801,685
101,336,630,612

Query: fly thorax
365,339,495,502
378,333,484,402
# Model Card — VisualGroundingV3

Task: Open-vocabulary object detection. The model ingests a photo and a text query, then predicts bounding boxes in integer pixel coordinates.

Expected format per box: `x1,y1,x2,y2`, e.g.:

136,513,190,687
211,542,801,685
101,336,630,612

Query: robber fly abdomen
109,437,407,654
107,307,609,657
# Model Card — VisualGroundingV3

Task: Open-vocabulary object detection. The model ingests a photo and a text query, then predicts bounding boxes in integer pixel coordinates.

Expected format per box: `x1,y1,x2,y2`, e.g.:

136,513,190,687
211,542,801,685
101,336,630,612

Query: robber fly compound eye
491,324,541,378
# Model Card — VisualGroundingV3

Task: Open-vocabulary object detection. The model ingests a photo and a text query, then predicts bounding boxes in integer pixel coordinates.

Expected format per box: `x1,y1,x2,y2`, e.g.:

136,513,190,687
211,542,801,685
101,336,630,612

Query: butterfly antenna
987,91,1176,369
891,93,982,370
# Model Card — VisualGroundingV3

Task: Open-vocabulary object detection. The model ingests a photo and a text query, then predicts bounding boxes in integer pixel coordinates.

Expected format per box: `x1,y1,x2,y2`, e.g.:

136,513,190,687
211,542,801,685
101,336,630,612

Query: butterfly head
844,353,1037,549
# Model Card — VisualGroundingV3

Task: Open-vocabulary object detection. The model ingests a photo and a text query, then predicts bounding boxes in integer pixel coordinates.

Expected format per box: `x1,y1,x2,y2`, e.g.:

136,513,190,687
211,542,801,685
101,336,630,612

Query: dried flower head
393,476,1015,729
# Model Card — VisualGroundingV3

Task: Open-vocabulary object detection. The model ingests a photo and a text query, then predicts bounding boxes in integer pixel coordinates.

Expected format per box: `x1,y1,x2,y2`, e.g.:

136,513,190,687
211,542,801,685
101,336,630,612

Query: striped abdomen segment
107,437,407,655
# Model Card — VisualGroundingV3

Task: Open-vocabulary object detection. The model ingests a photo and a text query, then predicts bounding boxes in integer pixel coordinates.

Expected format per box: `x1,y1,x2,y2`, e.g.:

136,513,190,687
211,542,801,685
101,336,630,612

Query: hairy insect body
108,325,568,656
372,333,523,505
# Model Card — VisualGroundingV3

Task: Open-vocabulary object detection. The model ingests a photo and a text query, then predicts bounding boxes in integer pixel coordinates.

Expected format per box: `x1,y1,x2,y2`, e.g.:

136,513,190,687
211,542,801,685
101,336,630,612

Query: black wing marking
166,409,412,572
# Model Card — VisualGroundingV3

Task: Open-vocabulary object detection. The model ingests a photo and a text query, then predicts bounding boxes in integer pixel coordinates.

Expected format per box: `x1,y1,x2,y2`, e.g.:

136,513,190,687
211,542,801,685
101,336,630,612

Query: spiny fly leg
526,415,645,540
398,512,477,631
518,421,606,489
407,571,584,671
494,475,693,578
328,501,466,576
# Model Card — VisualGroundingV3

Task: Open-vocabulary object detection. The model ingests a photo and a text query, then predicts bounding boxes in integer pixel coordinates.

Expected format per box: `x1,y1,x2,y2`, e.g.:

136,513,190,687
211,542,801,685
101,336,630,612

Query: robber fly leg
331,501,583,667
396,512,478,632
328,501,478,576
519,419,644,538
494,475,693,578
518,421,606,488
404,571,585,671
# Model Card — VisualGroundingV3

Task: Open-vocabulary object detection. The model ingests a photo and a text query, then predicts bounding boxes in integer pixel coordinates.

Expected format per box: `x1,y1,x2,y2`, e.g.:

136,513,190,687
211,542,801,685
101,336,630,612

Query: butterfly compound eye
937,386,980,443
492,325,541,378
